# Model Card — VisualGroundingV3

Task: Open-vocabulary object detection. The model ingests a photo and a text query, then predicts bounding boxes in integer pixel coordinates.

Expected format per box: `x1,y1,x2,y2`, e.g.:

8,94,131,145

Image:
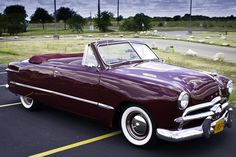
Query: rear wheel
121,105,156,147
20,96,39,111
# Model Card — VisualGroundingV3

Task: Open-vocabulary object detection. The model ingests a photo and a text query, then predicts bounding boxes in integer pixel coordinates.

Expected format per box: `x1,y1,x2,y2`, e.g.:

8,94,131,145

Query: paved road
0,65,236,157
1,37,236,63
128,38,236,63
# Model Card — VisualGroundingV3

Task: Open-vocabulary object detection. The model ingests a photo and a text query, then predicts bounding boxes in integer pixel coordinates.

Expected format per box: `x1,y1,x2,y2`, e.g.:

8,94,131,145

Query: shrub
67,14,85,33
120,13,151,31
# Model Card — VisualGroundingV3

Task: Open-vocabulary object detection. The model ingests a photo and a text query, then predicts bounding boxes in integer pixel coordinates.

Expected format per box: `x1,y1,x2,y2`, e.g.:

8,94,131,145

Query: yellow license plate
214,119,225,134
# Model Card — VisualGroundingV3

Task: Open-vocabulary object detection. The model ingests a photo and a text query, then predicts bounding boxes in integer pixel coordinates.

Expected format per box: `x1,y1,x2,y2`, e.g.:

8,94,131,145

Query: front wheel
121,105,156,147
20,96,39,111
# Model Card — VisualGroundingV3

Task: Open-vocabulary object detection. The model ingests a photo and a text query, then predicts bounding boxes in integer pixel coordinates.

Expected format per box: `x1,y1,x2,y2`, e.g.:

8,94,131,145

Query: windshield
97,42,158,65
132,43,157,60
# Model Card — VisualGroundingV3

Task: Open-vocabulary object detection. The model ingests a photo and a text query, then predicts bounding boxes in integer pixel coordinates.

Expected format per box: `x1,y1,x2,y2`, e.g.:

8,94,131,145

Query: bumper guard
156,97,233,142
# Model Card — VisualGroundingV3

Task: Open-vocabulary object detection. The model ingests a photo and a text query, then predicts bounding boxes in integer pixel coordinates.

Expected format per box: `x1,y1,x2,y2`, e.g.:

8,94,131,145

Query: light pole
53,0,58,39
117,0,120,25
188,0,192,34
98,0,101,20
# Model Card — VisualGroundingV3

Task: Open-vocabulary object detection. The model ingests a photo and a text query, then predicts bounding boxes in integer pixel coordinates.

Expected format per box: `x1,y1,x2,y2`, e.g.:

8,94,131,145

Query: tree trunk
42,23,45,30
64,21,66,30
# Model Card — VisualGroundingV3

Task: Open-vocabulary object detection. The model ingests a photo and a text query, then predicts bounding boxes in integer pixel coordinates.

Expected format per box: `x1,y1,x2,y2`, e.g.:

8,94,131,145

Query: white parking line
0,102,21,108
0,72,7,74
0,84,6,87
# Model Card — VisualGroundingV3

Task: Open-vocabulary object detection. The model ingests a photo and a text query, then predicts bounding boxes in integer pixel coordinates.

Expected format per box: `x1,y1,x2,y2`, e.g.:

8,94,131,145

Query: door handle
53,70,60,77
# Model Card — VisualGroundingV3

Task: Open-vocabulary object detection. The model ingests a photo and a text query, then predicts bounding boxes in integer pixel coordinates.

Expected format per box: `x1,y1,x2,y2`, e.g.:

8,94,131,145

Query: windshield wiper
109,59,143,66
109,58,160,67
142,58,160,62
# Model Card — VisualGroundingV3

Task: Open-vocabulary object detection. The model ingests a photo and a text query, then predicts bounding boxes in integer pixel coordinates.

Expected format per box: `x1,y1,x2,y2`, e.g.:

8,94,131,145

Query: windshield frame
96,41,160,67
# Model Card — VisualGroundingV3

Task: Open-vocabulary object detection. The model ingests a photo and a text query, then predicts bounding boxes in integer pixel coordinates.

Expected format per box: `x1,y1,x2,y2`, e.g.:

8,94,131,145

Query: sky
0,0,235,19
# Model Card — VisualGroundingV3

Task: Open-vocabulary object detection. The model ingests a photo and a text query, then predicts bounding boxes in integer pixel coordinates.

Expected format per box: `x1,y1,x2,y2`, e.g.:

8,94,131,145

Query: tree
31,8,53,30
95,11,113,32
173,15,181,21
67,14,86,33
4,5,27,35
133,13,151,31
117,15,123,22
182,14,190,21
0,13,5,35
119,17,136,31
120,13,151,31
56,7,75,30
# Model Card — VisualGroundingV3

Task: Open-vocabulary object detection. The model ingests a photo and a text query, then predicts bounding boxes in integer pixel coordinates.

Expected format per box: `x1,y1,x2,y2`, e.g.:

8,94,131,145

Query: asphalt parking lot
0,64,235,157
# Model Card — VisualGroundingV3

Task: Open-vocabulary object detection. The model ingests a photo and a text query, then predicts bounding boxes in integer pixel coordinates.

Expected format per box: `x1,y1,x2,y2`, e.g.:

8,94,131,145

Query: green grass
140,32,236,48
0,39,93,63
151,21,236,30
0,39,235,105
2,22,236,48
0,50,18,56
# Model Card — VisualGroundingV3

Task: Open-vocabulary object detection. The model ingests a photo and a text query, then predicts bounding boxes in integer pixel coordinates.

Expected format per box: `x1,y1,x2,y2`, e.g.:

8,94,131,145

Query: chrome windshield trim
97,41,159,67
10,81,114,110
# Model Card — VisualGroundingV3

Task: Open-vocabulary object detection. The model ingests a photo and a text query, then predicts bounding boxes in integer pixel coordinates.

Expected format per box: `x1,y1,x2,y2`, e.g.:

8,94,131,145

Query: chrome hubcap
23,97,33,106
126,113,148,140
131,115,147,136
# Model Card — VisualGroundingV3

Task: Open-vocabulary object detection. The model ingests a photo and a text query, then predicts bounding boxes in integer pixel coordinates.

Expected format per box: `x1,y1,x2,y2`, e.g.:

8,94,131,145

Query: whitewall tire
121,105,156,146
20,96,39,110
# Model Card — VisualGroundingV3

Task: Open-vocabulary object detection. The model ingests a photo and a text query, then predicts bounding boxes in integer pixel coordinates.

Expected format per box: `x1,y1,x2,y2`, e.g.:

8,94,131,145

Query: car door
48,46,101,117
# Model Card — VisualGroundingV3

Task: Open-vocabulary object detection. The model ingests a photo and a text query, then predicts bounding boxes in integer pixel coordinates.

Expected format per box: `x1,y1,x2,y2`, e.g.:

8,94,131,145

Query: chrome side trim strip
98,103,114,110
5,84,9,88
10,81,114,110
0,84,7,88
5,68,19,73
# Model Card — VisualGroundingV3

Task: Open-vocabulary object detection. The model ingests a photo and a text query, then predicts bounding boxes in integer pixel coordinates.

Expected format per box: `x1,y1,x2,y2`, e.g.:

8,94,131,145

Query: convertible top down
6,40,233,146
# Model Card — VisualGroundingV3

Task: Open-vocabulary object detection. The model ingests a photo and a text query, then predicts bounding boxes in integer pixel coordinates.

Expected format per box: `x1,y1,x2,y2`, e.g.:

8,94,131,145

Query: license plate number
214,119,225,134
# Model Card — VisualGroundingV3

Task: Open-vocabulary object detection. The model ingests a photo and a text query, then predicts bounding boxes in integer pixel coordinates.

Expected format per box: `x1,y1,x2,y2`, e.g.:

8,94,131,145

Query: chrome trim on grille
174,102,229,124
160,96,233,142
157,107,233,142
175,111,215,123
175,96,229,124
183,96,221,117
222,102,229,110
10,81,114,110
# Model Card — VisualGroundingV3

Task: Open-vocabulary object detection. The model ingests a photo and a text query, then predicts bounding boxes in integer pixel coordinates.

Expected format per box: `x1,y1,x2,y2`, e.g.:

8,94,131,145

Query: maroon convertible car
6,40,233,146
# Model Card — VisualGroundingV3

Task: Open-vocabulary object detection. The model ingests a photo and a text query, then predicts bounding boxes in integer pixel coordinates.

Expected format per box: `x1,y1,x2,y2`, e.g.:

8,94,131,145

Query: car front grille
174,96,229,129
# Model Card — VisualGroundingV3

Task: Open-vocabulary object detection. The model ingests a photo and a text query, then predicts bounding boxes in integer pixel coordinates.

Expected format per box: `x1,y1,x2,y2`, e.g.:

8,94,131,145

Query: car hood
110,61,222,100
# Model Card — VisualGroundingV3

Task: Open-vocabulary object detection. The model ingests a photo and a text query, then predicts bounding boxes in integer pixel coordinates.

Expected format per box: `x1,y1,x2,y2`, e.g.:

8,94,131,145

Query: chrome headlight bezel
178,91,189,110
227,80,233,94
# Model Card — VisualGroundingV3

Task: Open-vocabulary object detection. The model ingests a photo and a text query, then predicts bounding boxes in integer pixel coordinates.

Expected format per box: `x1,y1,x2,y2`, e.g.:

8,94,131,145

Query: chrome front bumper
156,96,233,142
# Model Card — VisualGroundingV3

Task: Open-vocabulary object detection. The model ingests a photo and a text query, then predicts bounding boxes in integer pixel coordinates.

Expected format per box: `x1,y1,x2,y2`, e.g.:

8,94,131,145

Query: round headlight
227,80,233,94
178,91,189,110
